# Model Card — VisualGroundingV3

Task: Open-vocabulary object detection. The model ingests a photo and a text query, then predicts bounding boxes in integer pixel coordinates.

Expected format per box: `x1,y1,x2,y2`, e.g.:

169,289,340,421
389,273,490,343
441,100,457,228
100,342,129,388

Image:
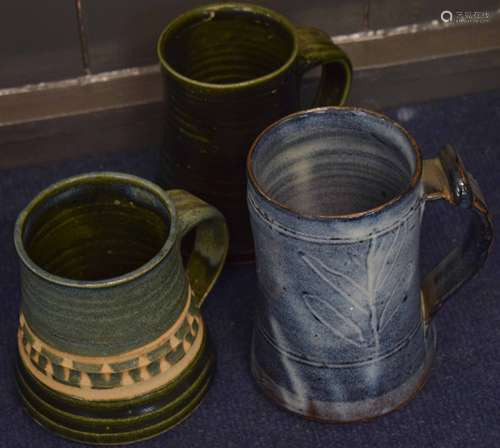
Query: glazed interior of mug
160,7,295,84
250,109,418,216
22,180,170,281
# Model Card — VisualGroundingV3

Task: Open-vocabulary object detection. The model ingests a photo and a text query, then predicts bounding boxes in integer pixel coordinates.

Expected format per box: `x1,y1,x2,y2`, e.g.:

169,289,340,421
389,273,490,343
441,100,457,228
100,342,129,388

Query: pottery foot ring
16,307,215,445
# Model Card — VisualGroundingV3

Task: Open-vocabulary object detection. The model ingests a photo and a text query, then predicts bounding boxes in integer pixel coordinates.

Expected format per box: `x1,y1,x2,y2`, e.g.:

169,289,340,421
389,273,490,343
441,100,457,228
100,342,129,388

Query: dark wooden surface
0,103,163,169
1,17,499,169
350,49,500,110
0,69,160,127
45,0,500,75
82,0,367,73
1,0,499,88
369,0,500,28
344,17,500,69
1,3,499,170
0,0,83,88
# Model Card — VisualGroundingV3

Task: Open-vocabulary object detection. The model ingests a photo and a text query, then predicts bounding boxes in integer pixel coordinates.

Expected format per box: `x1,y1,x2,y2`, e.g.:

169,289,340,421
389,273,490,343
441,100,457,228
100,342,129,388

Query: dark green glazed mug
157,2,352,262
14,172,228,444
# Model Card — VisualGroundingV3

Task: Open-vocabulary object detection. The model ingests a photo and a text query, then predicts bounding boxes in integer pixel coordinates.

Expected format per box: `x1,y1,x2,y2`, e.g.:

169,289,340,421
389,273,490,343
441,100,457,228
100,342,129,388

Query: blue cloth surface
1,90,499,447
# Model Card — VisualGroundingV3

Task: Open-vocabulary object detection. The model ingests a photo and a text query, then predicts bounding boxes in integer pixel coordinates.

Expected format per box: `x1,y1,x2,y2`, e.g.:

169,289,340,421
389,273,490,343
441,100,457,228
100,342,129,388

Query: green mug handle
296,27,352,106
166,190,229,308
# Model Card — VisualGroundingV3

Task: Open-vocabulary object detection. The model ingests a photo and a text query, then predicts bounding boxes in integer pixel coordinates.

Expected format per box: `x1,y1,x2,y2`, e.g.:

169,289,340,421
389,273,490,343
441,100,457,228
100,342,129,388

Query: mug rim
156,2,299,90
14,172,178,289
246,106,423,220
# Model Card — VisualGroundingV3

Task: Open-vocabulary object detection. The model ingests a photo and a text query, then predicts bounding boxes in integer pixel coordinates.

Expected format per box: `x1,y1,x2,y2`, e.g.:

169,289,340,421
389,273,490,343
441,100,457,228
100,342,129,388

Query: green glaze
14,172,229,444
16,334,215,445
157,2,352,262
15,173,228,356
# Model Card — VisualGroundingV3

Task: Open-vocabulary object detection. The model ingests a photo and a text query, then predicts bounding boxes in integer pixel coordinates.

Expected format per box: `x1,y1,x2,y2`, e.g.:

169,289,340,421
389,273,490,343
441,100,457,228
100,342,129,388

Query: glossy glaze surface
158,3,351,261
247,107,492,421
14,172,229,443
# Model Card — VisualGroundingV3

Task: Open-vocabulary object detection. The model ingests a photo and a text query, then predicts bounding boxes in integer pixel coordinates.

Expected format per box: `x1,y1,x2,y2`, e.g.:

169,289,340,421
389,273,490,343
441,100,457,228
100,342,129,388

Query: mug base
15,333,215,445
252,325,436,423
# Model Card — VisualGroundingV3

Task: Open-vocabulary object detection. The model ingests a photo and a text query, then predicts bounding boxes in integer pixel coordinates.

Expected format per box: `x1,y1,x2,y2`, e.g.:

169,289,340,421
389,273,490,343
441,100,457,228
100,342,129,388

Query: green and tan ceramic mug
14,172,228,444
157,2,352,262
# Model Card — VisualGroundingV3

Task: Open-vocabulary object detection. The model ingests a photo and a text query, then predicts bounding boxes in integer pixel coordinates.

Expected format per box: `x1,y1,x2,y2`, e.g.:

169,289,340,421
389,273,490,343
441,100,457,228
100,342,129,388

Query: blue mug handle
421,145,493,319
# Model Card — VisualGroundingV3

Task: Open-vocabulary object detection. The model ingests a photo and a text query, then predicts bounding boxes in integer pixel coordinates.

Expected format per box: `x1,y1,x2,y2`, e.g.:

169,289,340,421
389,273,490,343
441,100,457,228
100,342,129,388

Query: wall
1,0,498,89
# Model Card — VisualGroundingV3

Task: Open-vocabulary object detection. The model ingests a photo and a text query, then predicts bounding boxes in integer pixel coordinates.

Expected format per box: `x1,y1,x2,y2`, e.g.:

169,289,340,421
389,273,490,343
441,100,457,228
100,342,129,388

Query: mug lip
156,2,299,90
14,172,177,289
246,106,423,220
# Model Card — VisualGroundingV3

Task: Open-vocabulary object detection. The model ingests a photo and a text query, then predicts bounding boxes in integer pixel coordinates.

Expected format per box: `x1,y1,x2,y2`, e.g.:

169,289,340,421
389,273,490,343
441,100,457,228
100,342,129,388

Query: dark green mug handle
166,190,229,308
421,145,494,320
296,27,352,106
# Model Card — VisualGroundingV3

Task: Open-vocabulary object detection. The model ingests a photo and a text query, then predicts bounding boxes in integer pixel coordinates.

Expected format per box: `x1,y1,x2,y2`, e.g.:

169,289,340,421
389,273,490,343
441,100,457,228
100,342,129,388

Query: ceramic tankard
14,173,228,444
247,108,493,421
157,2,352,262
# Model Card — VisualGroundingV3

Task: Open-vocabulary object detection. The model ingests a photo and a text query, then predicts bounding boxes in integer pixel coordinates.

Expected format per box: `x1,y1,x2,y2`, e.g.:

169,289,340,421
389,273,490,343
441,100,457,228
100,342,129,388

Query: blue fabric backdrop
1,90,499,447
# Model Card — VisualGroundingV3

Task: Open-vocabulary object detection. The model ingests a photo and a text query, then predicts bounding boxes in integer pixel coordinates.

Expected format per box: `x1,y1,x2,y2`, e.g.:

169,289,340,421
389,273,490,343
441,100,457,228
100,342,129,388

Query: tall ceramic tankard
247,107,493,421
157,2,352,262
14,173,228,444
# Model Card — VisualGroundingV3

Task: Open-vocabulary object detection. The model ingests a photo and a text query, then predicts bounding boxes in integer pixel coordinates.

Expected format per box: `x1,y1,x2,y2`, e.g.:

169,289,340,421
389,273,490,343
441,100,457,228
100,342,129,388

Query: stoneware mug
157,2,352,262
247,107,493,421
14,172,228,444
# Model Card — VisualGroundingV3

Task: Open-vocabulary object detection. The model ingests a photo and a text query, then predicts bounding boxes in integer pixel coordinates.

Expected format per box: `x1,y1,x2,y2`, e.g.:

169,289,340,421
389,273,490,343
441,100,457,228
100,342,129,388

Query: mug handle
296,27,352,106
421,145,493,320
165,190,229,308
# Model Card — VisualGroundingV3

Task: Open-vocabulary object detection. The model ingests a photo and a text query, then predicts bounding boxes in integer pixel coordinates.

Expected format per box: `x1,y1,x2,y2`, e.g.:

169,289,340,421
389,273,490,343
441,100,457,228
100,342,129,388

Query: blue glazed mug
246,107,493,421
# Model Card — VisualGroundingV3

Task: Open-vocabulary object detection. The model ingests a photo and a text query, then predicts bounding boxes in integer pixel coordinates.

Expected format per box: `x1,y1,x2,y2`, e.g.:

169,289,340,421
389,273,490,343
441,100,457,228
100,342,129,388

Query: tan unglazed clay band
18,317,205,401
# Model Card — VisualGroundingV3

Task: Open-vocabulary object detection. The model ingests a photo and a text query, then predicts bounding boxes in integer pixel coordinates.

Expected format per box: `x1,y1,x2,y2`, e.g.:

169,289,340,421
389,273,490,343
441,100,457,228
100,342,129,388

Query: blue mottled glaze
247,108,436,421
